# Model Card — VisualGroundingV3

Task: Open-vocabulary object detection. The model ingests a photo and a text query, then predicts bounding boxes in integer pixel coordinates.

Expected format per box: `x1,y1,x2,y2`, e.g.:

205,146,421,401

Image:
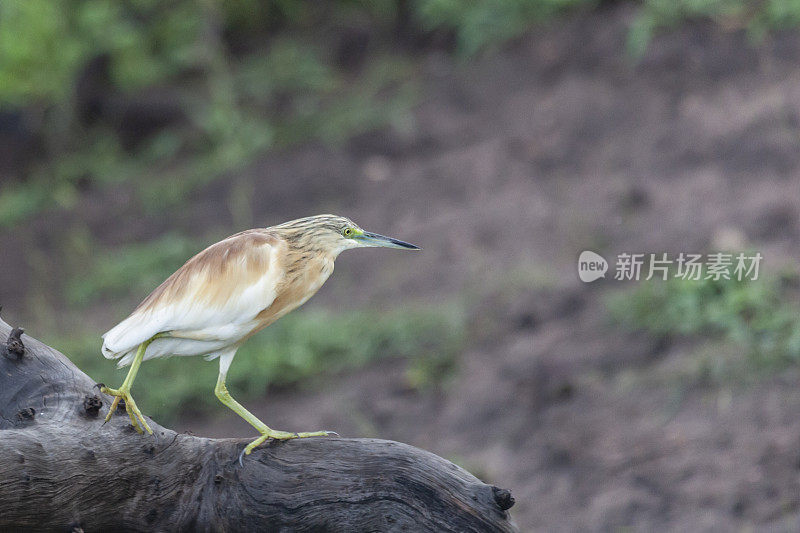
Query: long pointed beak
358,231,420,250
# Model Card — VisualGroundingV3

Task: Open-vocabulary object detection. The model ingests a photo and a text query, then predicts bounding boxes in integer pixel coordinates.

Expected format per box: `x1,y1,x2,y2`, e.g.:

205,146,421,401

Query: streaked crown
274,214,356,234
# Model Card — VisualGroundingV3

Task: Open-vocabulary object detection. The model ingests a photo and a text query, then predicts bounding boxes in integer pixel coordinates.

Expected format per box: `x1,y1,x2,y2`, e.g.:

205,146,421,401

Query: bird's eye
343,228,353,237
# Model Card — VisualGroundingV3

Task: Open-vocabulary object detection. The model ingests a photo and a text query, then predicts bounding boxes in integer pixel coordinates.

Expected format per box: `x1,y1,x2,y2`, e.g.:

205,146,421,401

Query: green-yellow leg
100,337,156,435
214,372,333,458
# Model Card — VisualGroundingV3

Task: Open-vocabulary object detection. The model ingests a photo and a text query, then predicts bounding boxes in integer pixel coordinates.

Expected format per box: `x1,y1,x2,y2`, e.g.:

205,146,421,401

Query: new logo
578,251,608,282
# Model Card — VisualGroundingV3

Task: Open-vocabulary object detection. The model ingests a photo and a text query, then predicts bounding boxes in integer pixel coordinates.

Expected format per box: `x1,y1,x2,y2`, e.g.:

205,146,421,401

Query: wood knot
83,395,102,417
16,407,35,422
491,486,514,511
4,327,25,359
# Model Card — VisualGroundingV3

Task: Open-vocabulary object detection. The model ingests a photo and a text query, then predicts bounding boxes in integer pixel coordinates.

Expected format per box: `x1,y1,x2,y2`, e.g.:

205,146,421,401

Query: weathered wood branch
0,317,517,532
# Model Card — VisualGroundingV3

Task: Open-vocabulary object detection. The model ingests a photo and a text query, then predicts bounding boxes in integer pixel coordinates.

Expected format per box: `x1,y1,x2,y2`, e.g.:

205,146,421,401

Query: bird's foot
244,428,337,452
100,385,153,435
239,429,337,465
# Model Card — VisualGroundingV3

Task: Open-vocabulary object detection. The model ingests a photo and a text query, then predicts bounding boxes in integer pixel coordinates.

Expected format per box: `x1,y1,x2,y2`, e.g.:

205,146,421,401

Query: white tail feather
115,348,137,368
101,310,166,360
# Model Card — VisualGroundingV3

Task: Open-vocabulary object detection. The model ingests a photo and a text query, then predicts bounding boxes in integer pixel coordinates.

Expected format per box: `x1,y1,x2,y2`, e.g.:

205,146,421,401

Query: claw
101,388,152,435
236,429,337,466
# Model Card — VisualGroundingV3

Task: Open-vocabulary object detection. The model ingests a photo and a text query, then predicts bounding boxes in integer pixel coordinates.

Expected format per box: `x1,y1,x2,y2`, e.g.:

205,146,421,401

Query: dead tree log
0,317,517,532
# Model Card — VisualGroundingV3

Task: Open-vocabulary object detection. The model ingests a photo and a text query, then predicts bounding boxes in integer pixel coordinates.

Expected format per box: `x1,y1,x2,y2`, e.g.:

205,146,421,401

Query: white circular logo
578,251,608,282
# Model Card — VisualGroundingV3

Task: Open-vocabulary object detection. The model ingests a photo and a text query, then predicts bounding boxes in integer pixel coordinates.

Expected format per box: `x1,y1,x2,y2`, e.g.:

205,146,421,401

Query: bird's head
275,214,420,257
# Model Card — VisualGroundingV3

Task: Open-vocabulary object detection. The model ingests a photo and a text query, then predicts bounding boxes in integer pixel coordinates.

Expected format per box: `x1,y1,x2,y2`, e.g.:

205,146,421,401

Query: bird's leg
100,336,158,435
214,365,333,459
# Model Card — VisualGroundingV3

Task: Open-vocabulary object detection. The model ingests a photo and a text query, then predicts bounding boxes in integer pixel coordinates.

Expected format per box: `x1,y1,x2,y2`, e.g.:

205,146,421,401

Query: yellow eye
343,228,353,237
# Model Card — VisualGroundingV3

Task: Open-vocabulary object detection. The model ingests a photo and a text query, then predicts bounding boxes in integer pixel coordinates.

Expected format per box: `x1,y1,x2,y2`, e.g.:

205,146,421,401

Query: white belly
143,323,255,360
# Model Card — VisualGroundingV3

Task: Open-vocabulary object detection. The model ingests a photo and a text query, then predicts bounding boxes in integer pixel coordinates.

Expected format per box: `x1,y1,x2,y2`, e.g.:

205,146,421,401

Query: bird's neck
282,245,336,284
283,235,343,260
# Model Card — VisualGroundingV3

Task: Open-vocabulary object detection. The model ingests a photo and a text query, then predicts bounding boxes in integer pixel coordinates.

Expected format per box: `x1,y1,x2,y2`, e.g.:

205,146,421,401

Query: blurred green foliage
65,233,203,306
0,1,200,104
608,272,800,374
415,0,595,56
50,304,465,424
0,0,416,227
630,0,800,56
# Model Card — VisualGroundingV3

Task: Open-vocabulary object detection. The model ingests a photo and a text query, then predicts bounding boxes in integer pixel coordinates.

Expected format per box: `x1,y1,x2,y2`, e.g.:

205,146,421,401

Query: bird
100,214,419,458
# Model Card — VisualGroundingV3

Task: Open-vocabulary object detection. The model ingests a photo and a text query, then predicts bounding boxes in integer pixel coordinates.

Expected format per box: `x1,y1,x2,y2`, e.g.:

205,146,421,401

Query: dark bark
0,318,517,532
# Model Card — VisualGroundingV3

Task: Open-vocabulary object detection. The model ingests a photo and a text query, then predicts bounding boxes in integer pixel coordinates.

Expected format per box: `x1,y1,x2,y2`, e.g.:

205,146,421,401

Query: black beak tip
396,239,421,250
365,231,421,250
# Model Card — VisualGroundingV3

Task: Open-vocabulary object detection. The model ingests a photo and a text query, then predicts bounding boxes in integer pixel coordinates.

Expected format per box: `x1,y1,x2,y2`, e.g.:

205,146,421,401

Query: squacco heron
100,214,419,457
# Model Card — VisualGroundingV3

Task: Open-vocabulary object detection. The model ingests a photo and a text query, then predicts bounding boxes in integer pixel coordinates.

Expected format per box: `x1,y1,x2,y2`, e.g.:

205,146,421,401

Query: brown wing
102,229,285,358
